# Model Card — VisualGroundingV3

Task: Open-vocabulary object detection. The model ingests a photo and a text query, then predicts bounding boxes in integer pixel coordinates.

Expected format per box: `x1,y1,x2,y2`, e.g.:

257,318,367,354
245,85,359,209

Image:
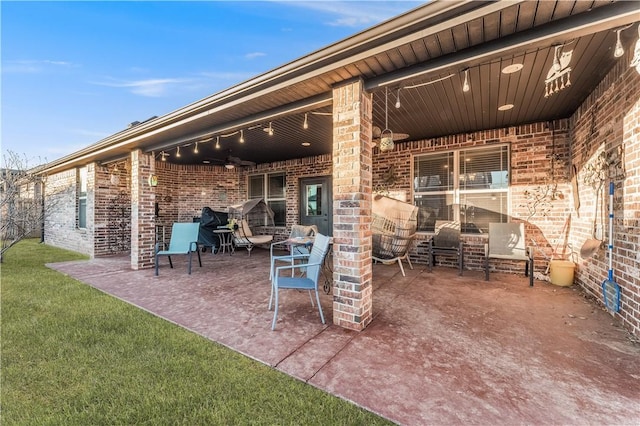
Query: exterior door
300,176,332,236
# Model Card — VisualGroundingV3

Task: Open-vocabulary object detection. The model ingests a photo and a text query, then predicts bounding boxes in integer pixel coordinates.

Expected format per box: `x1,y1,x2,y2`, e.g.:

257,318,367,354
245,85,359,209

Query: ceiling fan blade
239,160,256,167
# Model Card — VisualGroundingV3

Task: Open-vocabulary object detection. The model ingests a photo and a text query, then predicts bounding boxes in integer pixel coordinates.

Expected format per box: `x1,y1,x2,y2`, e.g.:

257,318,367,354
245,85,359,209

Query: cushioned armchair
232,219,273,256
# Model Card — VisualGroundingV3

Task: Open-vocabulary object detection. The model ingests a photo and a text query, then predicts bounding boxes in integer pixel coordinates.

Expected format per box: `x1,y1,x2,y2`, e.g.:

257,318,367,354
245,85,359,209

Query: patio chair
270,224,318,281
427,221,464,275
269,233,331,330
485,222,534,286
232,219,273,256
154,222,202,276
371,195,418,277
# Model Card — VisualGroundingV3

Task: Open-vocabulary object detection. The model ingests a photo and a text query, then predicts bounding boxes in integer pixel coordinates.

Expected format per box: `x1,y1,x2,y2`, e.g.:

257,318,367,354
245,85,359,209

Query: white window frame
248,172,286,227
412,145,510,233
78,167,87,229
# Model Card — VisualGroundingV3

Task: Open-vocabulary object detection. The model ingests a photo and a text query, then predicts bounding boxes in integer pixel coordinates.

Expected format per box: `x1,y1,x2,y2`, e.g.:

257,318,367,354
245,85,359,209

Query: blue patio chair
155,222,202,276
269,233,331,330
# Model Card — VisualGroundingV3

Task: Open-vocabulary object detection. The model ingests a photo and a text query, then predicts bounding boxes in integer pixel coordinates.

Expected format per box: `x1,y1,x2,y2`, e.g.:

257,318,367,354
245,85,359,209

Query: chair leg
529,259,534,287
196,249,202,267
308,290,315,307
485,257,490,281
168,256,173,269
271,287,279,330
405,254,414,271
187,252,192,275
155,254,159,276
397,258,406,277
268,281,275,311
315,289,325,324
427,241,433,273
459,241,464,276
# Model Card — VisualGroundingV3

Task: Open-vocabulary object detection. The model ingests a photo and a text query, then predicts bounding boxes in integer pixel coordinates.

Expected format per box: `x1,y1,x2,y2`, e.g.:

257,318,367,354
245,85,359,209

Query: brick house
39,2,640,337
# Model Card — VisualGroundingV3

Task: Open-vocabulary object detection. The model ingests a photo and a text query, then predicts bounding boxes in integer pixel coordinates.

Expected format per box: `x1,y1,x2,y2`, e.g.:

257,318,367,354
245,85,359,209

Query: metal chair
269,233,331,330
154,222,202,276
484,223,534,286
427,220,464,275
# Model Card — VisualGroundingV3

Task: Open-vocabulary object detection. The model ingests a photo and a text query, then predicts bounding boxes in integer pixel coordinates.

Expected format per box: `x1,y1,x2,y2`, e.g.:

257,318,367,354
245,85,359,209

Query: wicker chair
371,195,418,276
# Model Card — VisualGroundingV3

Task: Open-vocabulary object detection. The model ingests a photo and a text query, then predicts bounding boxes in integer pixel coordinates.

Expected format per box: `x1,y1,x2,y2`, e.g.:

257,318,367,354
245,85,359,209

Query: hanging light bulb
379,87,395,153
614,28,625,58
462,69,470,92
303,113,309,129
268,122,274,136
239,129,245,143
161,151,167,161
194,142,199,154
215,136,220,149
176,146,181,157
395,89,401,108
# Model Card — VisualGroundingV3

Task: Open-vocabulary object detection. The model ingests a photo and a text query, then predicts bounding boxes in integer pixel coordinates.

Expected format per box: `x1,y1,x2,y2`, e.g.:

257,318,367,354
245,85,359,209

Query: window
413,145,509,233
248,172,286,226
78,167,87,229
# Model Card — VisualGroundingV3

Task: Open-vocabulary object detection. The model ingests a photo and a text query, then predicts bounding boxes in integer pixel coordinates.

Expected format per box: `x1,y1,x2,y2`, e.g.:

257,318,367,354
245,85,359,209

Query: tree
0,151,49,262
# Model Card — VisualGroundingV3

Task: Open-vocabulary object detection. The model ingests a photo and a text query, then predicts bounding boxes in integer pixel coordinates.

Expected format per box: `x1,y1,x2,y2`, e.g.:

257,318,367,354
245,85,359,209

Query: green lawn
1,239,392,425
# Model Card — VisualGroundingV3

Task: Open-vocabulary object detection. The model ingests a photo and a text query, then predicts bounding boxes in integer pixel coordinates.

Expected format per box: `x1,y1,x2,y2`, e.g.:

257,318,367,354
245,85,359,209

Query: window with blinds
413,145,509,233
78,167,87,229
248,172,286,226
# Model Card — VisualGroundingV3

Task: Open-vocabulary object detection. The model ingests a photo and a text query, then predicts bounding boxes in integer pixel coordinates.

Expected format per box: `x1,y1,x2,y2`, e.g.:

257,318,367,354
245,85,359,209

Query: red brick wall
331,79,374,331
372,121,573,276
569,61,640,337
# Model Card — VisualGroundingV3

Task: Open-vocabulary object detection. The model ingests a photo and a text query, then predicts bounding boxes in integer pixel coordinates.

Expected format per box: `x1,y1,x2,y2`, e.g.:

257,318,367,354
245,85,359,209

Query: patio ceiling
44,1,640,172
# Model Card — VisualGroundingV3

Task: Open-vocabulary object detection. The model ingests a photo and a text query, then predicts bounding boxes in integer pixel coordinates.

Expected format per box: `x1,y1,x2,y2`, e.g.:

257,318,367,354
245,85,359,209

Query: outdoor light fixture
303,113,309,129
239,129,245,143
110,164,120,186
224,163,235,170
193,142,199,154
161,151,167,161
462,69,470,92
264,122,274,136
176,146,181,157
613,24,633,58
395,89,401,109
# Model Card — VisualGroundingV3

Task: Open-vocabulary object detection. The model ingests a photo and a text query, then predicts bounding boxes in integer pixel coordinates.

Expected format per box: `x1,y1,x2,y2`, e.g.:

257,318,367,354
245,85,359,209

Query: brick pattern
372,120,573,277
569,61,640,337
44,166,94,255
130,150,156,270
331,80,373,331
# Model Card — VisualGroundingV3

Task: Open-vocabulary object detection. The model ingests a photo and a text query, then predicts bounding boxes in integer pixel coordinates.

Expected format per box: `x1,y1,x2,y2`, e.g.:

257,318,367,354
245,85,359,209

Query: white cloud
245,52,267,60
92,77,191,97
2,59,77,74
280,1,422,27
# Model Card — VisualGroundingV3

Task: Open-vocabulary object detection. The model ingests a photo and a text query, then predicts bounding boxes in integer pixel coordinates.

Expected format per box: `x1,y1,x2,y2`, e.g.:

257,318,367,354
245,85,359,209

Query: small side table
213,229,234,255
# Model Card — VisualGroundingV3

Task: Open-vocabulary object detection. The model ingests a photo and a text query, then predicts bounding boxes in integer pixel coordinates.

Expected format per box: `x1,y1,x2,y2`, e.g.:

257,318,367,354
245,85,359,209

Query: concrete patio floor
48,248,640,425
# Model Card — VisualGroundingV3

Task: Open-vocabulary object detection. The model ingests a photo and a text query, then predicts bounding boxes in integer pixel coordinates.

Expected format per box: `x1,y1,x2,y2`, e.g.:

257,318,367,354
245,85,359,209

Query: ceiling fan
206,150,256,169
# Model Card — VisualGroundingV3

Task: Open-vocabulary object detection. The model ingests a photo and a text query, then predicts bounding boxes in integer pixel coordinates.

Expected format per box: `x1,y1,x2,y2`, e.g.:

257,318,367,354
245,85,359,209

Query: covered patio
48,247,640,425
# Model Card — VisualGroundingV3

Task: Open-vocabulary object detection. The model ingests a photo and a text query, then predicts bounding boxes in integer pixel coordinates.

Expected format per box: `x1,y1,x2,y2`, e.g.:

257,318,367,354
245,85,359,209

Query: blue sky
1,1,422,167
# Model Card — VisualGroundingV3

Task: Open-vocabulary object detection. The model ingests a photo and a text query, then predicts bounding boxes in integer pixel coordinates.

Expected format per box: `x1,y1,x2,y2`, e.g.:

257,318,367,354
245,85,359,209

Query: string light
613,25,632,58
194,142,199,154
161,151,167,161
215,136,220,149
239,129,245,143
176,146,181,157
462,69,470,92
395,89,401,109
303,113,309,129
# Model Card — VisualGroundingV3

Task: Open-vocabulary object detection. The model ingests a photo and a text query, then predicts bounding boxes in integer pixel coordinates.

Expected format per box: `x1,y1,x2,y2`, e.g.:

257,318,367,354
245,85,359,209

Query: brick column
331,79,373,331
130,150,156,270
